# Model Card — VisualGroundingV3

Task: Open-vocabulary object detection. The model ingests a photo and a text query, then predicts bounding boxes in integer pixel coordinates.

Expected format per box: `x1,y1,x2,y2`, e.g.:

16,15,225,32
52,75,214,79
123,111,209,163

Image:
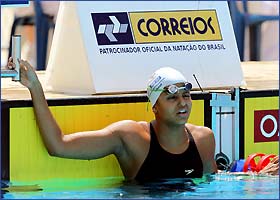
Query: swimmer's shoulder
110,120,150,136
186,123,213,137
186,123,214,141
113,120,150,156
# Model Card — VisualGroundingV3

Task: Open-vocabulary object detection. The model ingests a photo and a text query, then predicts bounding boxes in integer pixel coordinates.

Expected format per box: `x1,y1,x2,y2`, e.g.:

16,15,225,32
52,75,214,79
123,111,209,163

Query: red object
256,154,276,172
243,153,265,172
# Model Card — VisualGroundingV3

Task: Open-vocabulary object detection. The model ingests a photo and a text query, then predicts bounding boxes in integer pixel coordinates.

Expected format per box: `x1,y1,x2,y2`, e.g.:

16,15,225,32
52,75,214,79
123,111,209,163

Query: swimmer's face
153,82,192,125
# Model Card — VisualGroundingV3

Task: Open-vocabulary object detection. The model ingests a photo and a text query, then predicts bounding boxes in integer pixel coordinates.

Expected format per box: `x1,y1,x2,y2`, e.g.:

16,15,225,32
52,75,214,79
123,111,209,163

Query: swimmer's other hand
258,156,279,175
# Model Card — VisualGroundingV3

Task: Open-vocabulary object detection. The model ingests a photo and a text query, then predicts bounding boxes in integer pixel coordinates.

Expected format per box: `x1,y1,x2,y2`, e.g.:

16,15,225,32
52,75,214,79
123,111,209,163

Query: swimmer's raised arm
14,59,130,160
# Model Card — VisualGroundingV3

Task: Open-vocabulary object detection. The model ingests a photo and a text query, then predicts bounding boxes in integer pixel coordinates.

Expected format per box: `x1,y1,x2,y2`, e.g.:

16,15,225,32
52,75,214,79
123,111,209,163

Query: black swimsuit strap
185,127,194,142
149,123,157,141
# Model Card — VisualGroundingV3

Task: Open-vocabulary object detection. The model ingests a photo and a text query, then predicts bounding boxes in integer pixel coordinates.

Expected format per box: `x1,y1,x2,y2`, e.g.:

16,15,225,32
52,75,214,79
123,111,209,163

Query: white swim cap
147,67,189,107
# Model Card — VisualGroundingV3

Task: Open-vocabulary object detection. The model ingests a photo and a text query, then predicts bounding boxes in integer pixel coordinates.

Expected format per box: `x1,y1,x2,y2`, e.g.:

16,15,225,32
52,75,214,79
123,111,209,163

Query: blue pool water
1,173,279,199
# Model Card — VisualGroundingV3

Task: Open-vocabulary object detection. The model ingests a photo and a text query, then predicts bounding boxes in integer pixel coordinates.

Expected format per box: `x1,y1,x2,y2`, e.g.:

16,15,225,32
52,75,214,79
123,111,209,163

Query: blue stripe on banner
1,0,29,5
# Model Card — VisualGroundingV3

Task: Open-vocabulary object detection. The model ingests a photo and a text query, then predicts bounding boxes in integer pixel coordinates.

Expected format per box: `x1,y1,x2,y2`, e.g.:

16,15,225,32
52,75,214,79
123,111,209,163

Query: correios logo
91,10,222,45
91,12,134,45
254,110,279,142
97,16,128,42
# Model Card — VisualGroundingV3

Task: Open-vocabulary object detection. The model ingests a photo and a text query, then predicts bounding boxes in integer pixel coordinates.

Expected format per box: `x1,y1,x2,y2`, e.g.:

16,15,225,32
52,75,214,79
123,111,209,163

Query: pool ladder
1,35,21,81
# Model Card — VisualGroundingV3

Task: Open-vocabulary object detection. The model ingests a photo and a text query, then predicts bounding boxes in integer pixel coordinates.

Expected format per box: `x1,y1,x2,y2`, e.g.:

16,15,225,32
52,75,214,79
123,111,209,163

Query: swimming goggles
164,82,192,94
149,82,192,95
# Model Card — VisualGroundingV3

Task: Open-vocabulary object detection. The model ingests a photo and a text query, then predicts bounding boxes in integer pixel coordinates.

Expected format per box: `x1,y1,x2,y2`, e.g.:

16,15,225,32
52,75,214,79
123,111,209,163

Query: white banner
46,1,245,94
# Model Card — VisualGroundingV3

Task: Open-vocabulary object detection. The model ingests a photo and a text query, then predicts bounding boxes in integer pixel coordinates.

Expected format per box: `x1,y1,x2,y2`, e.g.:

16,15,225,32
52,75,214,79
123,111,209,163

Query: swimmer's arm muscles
202,128,218,175
29,83,123,160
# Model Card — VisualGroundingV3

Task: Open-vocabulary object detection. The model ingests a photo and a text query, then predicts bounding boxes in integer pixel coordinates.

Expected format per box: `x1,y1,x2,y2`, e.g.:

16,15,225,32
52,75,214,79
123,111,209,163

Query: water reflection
1,174,279,199
116,176,213,198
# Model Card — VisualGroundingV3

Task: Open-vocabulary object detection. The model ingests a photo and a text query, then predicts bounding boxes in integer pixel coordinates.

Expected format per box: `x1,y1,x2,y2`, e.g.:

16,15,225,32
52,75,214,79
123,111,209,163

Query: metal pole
12,35,21,81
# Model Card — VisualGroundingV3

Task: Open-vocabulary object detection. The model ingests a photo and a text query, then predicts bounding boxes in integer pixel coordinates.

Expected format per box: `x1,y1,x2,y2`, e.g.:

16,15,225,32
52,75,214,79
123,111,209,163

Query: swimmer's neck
151,120,188,152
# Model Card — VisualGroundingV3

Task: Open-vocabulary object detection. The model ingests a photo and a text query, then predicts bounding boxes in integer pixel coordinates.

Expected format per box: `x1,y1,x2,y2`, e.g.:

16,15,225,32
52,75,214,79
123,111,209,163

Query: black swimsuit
135,123,203,182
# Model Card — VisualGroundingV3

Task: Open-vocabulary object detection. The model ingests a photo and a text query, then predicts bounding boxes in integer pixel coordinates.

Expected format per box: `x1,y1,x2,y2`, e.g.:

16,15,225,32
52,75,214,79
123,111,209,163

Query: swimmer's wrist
29,80,43,93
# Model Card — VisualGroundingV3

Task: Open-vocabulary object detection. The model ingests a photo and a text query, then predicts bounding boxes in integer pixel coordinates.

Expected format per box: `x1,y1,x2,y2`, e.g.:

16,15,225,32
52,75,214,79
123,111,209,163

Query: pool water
1,173,279,199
